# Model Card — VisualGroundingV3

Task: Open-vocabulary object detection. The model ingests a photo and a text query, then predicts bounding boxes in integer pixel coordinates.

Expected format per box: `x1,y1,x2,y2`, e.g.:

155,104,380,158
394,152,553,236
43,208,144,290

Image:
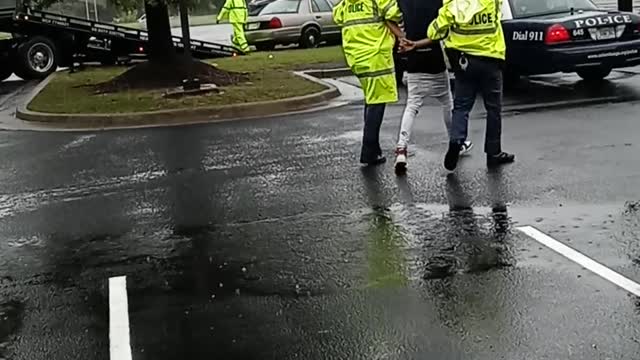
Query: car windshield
260,0,301,14
509,0,598,18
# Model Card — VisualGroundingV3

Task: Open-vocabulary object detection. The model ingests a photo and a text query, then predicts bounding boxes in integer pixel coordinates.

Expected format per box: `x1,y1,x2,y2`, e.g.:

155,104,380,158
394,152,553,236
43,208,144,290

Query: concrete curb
15,70,342,130
304,68,353,79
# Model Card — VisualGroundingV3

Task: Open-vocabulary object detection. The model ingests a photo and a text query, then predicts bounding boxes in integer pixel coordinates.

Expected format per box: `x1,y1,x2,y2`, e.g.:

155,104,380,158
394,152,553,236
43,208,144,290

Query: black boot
360,140,385,166
444,142,462,171
487,152,515,168
361,154,386,167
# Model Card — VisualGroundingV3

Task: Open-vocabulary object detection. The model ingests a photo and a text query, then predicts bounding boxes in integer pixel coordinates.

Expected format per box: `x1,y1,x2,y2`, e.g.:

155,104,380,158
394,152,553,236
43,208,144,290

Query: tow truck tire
577,67,612,82
0,57,13,81
13,36,58,80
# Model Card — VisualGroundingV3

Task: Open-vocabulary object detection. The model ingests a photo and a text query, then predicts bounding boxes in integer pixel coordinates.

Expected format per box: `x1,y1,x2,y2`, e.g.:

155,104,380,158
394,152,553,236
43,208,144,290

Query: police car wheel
576,67,612,82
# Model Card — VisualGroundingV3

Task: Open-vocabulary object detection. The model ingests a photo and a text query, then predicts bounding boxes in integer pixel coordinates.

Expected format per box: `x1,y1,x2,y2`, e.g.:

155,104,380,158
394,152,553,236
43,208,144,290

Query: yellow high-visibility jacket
217,0,248,24
333,0,402,104
427,0,506,60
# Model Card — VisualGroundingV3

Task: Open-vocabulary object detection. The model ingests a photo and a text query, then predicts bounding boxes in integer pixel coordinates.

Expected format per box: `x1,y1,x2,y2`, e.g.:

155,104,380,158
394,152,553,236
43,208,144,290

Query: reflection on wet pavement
361,167,515,283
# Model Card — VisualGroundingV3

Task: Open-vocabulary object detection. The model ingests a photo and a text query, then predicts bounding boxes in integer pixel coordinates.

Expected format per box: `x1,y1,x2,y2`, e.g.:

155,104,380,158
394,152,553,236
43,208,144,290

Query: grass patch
212,46,346,72
29,46,347,115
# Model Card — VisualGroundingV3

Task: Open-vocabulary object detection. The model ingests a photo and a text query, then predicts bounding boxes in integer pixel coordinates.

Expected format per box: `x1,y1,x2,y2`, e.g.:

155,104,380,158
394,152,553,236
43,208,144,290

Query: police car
501,0,640,81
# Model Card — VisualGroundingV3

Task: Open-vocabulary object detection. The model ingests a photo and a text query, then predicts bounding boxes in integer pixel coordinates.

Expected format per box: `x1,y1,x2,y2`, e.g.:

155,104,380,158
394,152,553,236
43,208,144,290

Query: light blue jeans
397,71,453,148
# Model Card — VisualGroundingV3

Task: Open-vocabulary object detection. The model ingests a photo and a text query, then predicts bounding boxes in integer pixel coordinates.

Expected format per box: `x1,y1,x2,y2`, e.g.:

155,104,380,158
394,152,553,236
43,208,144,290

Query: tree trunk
94,0,247,93
144,0,176,63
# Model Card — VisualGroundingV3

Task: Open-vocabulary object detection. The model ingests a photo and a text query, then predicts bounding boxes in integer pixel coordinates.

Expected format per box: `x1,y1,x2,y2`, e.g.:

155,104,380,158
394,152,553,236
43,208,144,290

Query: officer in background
427,0,515,171
217,0,250,53
333,0,404,166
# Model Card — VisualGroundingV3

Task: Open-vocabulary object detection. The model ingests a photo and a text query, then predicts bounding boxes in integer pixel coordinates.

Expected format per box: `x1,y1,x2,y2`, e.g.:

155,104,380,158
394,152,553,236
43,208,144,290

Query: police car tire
577,67,612,82
300,27,320,49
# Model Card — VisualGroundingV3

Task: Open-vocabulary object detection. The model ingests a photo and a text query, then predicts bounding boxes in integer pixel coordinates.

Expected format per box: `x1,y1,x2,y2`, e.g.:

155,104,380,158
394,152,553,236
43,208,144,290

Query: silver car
244,0,341,51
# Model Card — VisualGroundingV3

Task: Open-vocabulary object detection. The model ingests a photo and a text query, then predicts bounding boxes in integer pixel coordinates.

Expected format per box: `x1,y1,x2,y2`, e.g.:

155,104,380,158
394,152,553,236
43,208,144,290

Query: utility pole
618,0,632,12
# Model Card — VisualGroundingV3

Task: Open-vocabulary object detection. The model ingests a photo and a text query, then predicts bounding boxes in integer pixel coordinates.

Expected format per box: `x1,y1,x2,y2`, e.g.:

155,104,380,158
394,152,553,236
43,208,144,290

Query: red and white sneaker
394,147,408,174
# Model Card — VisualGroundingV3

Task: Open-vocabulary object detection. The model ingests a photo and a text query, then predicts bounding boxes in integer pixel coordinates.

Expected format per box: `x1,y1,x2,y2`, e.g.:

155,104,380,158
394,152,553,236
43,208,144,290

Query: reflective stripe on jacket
217,0,248,24
427,0,505,60
333,0,402,103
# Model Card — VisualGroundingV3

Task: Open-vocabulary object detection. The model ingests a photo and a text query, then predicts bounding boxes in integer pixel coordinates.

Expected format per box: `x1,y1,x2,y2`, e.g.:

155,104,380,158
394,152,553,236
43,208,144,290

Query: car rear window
509,0,598,18
260,0,301,14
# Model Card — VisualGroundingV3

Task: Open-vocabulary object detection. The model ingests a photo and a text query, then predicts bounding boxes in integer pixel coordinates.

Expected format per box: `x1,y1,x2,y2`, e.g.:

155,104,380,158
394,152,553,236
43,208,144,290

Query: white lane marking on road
109,276,133,360
517,226,640,297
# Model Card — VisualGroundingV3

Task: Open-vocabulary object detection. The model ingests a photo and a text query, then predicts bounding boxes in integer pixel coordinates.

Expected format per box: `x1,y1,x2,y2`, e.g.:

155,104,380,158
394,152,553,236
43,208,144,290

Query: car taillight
268,17,282,29
545,24,570,44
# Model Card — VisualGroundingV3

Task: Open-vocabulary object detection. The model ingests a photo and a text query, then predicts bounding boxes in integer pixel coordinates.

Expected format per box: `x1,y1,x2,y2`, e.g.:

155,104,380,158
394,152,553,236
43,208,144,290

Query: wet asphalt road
4,71,640,359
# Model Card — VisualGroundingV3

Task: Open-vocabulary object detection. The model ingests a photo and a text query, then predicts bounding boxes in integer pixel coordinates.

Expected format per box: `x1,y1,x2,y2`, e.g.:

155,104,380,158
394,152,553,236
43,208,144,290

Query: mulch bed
92,57,248,94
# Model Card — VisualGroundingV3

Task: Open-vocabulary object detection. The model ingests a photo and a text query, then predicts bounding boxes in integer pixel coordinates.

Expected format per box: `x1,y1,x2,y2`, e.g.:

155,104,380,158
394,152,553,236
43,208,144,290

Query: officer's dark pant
450,56,503,155
361,103,386,162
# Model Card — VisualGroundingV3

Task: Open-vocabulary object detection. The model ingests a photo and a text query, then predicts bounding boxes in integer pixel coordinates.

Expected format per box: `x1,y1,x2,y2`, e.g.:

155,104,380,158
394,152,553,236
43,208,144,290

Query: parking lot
3,0,640,359
1,63,640,359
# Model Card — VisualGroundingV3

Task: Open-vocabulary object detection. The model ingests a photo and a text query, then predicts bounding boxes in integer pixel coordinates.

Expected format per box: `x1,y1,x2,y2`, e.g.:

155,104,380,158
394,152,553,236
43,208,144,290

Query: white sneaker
460,141,473,156
394,147,408,174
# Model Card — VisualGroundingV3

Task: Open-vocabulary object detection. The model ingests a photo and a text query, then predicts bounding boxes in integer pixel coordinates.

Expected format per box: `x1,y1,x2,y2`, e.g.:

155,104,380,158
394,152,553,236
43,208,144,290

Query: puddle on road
113,197,519,309
383,202,515,282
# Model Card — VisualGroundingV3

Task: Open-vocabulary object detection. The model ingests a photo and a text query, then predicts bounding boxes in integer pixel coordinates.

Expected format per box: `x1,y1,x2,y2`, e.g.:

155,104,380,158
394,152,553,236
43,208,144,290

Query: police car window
312,0,332,12
510,0,597,18
260,0,301,14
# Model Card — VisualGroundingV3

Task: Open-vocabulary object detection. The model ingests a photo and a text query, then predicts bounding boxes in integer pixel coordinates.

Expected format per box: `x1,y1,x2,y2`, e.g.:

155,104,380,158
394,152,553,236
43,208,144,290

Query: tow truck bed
0,0,241,80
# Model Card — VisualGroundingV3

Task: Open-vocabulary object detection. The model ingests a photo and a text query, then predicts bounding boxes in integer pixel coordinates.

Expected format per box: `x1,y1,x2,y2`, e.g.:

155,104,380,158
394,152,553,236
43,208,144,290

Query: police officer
333,0,404,166
427,0,515,170
217,0,250,53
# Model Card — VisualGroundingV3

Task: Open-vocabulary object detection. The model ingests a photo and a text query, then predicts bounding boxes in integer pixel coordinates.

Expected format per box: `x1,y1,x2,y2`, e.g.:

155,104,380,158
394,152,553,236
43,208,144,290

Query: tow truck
0,0,241,81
